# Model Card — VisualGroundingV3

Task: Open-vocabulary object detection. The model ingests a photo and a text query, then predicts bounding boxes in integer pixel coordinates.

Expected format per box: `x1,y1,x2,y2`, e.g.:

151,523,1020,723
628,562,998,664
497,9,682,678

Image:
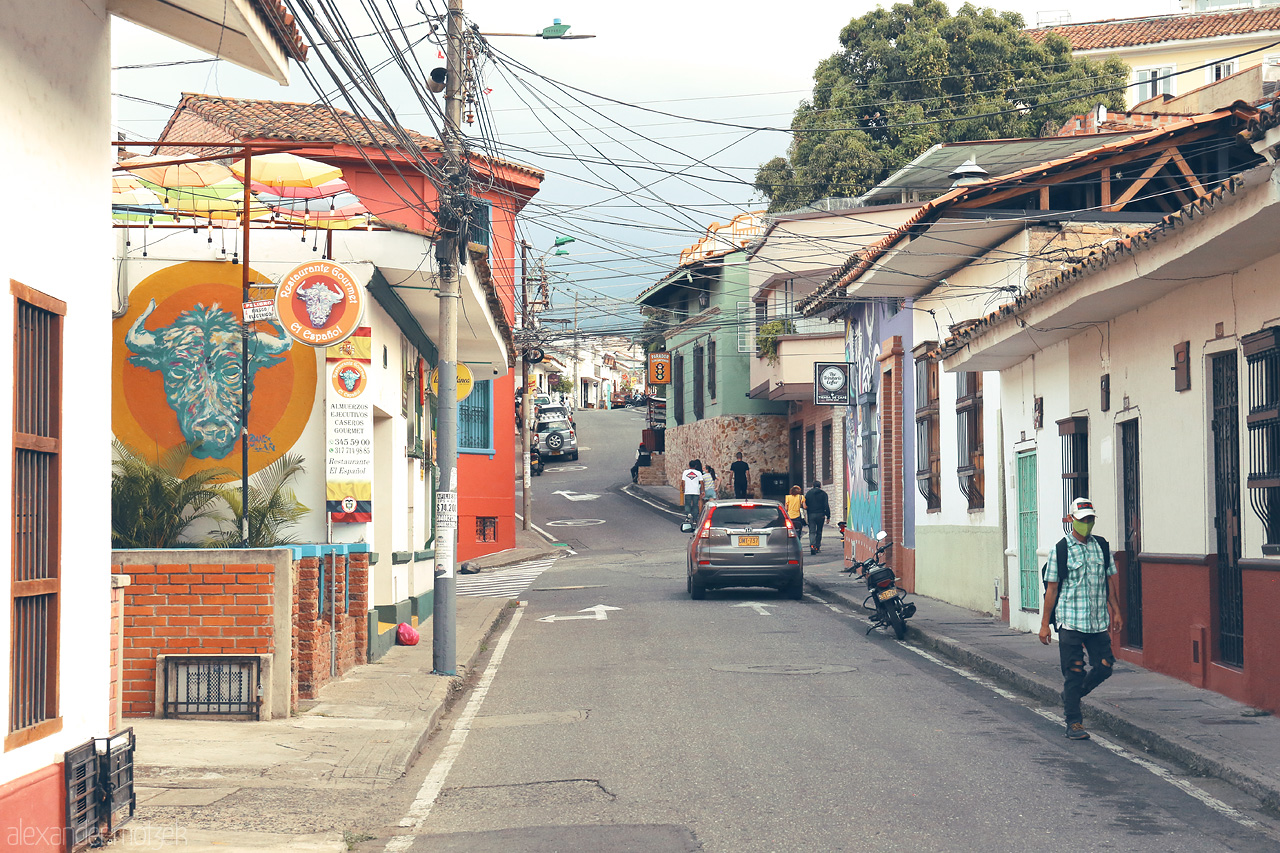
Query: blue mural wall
842,299,914,547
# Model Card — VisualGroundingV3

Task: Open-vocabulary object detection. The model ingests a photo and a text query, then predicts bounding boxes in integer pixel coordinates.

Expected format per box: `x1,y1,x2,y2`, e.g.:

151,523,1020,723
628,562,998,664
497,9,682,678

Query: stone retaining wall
665,414,788,498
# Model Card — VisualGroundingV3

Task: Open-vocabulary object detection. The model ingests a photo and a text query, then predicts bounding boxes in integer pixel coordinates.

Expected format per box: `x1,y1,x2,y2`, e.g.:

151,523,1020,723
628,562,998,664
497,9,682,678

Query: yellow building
1031,6,1280,108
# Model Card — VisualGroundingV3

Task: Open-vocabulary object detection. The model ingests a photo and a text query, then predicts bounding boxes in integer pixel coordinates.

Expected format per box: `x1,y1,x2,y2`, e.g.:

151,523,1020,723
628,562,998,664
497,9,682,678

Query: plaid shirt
1044,534,1115,633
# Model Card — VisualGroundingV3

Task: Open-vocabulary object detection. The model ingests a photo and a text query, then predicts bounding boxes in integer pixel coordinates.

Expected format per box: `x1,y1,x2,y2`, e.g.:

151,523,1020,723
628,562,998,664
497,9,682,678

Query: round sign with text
275,260,364,347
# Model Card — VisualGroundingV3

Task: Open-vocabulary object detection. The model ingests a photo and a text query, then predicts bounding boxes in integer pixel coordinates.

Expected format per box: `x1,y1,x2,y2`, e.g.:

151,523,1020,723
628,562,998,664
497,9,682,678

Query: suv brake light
699,508,716,538
782,515,796,538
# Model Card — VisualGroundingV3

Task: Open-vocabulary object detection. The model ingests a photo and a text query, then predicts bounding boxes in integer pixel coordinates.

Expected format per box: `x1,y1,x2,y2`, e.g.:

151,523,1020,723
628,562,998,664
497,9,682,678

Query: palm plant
111,440,231,548
207,452,309,548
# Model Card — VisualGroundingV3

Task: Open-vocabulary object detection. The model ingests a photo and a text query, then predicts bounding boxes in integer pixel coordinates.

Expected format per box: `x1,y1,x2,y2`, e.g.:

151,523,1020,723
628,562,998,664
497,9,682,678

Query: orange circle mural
112,261,318,480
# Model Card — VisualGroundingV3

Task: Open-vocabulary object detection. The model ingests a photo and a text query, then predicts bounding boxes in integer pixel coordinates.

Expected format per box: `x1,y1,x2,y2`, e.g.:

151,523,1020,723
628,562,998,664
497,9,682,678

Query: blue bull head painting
125,299,292,459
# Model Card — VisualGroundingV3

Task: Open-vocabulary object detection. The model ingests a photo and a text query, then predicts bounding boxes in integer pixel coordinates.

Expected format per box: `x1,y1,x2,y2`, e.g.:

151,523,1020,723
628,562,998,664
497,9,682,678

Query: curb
807,577,1280,812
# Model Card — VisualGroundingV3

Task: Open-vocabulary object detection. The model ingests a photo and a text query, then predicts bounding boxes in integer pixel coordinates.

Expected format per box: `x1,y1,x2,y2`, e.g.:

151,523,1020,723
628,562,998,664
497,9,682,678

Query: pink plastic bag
396,622,420,646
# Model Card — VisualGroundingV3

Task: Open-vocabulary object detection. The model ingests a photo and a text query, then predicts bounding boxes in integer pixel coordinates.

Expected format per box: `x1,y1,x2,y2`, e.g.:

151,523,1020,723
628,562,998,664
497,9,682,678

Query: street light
521,236,574,529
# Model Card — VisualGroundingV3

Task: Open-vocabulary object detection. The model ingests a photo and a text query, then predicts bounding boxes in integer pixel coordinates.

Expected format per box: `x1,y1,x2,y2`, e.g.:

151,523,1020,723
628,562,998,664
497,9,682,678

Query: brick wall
109,576,127,732
877,335,916,592
120,560,275,717
665,414,787,498
294,550,370,702
790,403,848,524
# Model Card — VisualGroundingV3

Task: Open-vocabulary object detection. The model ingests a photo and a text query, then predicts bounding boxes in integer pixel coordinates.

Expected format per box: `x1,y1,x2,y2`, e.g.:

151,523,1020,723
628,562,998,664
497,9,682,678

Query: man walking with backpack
1039,497,1123,741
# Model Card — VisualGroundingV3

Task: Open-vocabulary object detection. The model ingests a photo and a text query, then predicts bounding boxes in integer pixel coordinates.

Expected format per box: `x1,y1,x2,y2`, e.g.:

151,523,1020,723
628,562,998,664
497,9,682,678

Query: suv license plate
736,535,760,547
877,588,898,602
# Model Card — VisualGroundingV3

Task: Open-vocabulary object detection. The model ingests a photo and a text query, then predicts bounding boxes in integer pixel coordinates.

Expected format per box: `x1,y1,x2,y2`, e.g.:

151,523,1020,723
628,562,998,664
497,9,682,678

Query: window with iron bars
915,353,941,511
477,517,498,543
1059,416,1089,528
459,379,493,453
673,353,685,425
956,372,984,510
1243,326,1280,554
861,398,878,491
8,283,64,750
822,422,833,483
693,344,705,420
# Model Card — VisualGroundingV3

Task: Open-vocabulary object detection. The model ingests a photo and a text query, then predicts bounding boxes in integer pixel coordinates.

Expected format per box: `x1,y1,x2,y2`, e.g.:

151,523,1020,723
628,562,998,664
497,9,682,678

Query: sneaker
1065,722,1090,740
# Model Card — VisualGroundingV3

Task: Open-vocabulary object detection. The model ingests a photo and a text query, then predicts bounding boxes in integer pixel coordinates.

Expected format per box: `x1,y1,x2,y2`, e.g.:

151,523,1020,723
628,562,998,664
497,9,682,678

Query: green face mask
1072,519,1095,538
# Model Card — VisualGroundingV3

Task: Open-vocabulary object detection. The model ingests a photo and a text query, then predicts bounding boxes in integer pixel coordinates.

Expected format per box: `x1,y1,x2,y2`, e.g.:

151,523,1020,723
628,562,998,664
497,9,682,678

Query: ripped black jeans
1058,628,1114,726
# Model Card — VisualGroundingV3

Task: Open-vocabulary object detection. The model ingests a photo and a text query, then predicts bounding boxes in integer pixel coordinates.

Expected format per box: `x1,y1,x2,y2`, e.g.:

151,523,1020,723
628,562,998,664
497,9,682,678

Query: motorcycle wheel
885,599,907,640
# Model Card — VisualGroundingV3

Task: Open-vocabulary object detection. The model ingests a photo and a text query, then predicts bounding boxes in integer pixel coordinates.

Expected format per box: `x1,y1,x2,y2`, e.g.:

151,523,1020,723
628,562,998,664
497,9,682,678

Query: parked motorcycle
530,444,543,476
845,531,915,640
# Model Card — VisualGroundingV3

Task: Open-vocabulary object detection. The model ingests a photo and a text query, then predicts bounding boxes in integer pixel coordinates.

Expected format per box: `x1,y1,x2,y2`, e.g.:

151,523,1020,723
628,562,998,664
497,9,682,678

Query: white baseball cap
1069,497,1097,520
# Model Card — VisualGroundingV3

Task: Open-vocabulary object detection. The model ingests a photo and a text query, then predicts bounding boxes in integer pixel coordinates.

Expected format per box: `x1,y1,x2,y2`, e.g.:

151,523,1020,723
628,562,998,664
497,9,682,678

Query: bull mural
126,299,292,459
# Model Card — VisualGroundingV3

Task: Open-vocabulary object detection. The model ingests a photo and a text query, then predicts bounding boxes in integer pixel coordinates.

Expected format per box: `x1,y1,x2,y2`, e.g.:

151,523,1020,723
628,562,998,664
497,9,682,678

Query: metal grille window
861,398,878,491
822,422,833,483
1243,327,1280,554
708,338,717,401
8,284,63,750
805,429,816,485
459,379,493,453
738,302,758,354
164,656,262,718
477,516,498,543
1059,417,1089,527
915,354,941,511
467,196,492,248
693,344,705,420
673,353,685,425
957,372,984,510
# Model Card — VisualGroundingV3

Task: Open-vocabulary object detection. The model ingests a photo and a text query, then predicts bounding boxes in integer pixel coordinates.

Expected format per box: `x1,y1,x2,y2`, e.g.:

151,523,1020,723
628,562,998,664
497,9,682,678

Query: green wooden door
1017,450,1040,610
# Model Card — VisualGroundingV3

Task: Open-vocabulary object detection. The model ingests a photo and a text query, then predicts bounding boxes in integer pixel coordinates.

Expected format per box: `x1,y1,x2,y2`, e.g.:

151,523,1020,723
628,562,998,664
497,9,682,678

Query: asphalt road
369,407,1280,853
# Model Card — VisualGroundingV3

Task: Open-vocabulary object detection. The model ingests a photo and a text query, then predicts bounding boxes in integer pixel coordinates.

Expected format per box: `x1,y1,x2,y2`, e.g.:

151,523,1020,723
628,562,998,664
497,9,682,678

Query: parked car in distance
531,394,552,409
681,500,803,600
536,404,573,426
535,418,578,462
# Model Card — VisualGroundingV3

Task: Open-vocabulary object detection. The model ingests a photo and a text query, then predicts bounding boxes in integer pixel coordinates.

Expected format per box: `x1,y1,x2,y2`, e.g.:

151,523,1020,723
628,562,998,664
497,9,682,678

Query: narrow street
352,407,1280,853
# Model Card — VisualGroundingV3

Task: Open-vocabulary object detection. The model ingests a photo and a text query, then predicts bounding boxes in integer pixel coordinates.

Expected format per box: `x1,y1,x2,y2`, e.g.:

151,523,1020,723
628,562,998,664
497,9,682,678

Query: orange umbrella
231,152,342,190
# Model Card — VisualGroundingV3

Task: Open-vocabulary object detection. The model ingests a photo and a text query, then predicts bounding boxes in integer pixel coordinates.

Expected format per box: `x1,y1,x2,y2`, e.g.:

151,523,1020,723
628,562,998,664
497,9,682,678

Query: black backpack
1042,535,1110,628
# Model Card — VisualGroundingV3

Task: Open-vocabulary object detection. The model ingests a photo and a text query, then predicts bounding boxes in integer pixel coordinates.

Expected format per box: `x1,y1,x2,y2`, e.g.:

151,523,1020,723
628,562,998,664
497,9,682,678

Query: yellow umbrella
122,155,237,189
230,152,343,189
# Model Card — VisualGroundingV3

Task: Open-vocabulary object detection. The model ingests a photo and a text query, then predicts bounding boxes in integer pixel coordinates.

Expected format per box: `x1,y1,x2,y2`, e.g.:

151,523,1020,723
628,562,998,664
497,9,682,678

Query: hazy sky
111,0,1181,329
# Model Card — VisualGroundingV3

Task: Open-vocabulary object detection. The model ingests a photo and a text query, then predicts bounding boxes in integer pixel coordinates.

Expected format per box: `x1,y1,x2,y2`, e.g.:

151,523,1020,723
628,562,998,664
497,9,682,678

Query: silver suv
681,500,803,600
535,418,578,462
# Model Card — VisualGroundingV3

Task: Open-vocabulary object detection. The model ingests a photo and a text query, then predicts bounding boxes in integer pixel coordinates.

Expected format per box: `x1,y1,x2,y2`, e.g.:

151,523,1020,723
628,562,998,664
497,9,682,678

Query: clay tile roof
1029,7,1280,50
253,0,309,62
165,93,444,150
161,94,544,180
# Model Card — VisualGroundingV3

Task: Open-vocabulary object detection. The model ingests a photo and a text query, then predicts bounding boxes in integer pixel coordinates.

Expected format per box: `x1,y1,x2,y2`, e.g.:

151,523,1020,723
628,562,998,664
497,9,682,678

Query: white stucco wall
0,0,113,786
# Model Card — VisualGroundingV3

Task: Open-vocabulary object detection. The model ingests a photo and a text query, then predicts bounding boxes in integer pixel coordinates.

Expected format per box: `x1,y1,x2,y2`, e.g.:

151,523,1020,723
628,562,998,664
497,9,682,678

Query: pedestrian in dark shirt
804,480,831,554
729,452,750,499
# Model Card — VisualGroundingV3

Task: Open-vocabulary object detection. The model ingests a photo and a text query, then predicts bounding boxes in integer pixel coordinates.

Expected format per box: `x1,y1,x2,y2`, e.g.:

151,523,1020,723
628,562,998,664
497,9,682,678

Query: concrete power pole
520,241,531,530
432,0,466,676
572,294,580,407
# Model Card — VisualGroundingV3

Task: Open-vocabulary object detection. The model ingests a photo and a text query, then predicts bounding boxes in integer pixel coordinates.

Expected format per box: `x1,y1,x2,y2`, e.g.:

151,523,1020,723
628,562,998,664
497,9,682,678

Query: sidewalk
628,481,1280,812
118,527,559,852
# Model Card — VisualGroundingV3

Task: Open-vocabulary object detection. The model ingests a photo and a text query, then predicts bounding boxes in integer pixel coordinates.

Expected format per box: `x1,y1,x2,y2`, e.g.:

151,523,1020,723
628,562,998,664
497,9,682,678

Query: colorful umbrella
121,155,237,189
231,152,343,190
251,177,350,200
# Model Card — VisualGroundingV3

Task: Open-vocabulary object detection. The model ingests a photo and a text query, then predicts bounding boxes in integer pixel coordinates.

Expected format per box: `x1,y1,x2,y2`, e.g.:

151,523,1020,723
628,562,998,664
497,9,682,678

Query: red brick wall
121,561,275,717
110,580,125,732
293,552,370,703
877,335,917,591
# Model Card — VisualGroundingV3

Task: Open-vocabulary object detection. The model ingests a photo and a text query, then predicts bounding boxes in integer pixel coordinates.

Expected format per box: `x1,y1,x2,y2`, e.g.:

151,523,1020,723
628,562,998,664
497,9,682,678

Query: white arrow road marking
552,489,601,502
537,604,622,623
734,601,776,616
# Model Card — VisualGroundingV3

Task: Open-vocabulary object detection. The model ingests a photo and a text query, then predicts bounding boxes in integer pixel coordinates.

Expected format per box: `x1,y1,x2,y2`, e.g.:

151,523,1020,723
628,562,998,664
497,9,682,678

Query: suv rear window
538,420,571,432
711,505,785,528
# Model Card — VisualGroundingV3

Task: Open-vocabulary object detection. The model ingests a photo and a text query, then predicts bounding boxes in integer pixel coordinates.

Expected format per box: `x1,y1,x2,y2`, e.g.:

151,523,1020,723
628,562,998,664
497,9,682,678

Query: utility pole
572,294,580,408
520,240,531,530
432,0,466,676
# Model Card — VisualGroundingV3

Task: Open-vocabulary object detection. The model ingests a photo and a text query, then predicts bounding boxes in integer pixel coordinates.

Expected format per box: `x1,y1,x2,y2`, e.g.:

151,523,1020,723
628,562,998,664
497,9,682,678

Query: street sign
648,351,672,385
814,362,852,406
242,299,275,322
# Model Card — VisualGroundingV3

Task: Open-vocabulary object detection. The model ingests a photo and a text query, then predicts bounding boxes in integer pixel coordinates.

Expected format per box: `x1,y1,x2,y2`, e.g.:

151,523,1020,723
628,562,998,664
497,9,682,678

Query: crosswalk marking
456,557,558,599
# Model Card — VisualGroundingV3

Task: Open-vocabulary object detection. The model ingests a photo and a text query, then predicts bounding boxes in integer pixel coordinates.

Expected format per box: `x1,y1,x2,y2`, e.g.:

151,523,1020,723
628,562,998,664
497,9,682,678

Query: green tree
754,0,1129,211
111,441,231,548
207,452,310,548
634,307,674,354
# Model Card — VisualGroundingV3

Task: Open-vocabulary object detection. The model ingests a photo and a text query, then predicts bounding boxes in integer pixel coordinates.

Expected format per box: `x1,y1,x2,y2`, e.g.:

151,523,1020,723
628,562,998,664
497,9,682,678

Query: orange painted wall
0,763,65,852
457,371,517,561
